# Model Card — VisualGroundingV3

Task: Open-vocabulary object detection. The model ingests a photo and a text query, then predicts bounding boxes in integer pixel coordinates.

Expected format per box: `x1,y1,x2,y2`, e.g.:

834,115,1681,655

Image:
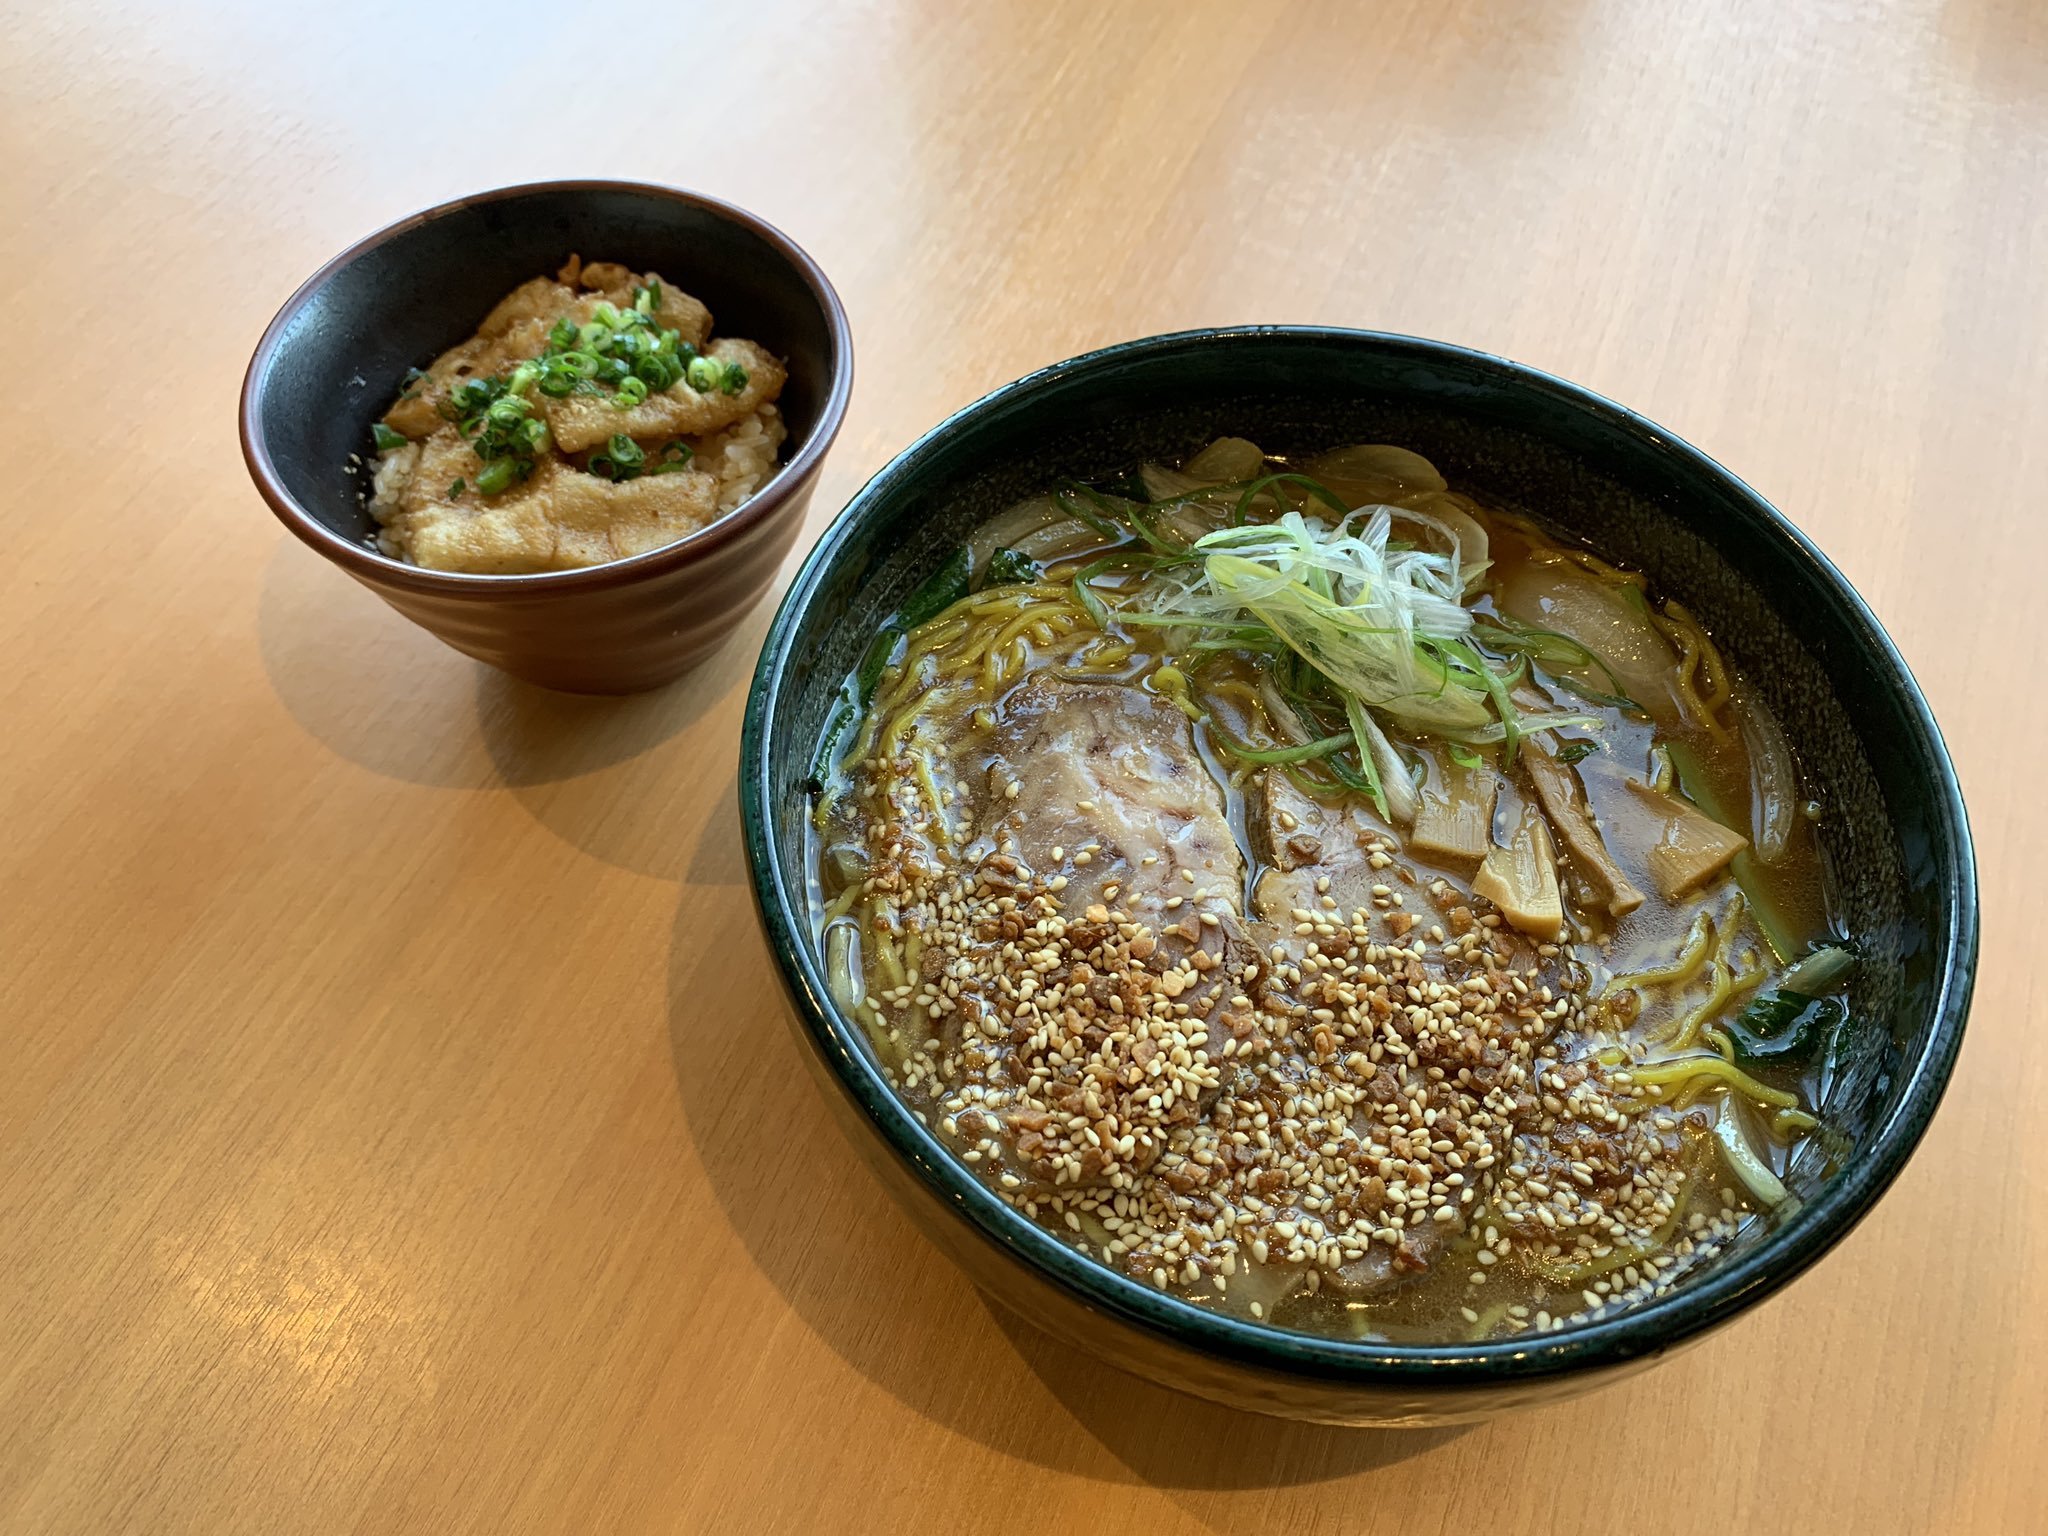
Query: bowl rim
741,325,1978,1386
239,178,855,596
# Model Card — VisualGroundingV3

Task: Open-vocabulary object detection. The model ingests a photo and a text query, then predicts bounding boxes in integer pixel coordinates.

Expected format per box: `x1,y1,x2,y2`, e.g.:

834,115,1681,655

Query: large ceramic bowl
242,180,852,694
740,328,1976,1425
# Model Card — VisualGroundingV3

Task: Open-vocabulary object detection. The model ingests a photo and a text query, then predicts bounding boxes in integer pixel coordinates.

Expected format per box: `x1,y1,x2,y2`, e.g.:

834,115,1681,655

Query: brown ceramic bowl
240,180,853,693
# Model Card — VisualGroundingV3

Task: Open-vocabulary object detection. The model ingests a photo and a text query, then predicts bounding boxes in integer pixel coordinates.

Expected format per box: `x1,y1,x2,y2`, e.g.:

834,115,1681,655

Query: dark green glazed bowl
740,328,1976,1426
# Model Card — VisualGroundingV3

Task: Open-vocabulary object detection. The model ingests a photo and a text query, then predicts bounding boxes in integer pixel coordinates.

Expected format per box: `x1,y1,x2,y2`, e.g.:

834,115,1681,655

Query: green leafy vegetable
899,547,972,629
855,628,900,703
981,547,1042,588
1727,990,1846,1064
812,697,858,783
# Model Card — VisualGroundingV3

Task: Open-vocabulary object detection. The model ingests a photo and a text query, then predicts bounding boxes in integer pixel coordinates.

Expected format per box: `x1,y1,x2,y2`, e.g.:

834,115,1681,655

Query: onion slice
1716,1102,1788,1208
1742,698,1798,864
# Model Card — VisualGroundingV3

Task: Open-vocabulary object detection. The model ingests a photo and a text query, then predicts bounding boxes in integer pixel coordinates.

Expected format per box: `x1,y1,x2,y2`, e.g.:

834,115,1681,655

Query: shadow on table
466,615,766,880
663,880,1460,1490
260,530,757,835
986,1305,1466,1489
257,536,500,788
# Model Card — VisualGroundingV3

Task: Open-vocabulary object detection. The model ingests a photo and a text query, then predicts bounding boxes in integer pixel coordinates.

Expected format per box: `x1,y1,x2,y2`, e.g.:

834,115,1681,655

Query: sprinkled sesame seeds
824,651,1785,1347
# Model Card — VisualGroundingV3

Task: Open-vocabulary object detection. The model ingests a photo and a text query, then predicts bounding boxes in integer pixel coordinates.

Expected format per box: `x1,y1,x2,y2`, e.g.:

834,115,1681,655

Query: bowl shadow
257,535,502,789
469,617,763,881
663,859,1460,1485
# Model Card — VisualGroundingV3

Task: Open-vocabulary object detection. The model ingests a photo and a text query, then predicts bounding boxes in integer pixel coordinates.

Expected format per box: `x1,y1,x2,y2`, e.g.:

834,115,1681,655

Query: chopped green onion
686,355,722,392
649,440,695,474
720,360,748,395
1051,491,1126,544
506,362,540,397
474,457,523,495
445,376,506,425
634,351,681,390
447,478,466,498
591,434,646,482
546,317,578,353
614,375,650,409
371,423,408,452
633,281,661,316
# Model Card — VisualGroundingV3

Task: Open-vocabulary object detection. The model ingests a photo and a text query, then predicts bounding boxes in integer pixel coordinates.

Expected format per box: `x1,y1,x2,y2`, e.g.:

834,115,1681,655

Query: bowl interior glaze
742,328,1975,1404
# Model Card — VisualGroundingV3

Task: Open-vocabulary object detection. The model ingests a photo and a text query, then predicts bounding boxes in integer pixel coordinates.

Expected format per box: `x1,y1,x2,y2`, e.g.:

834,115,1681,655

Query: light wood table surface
3,2,2043,1531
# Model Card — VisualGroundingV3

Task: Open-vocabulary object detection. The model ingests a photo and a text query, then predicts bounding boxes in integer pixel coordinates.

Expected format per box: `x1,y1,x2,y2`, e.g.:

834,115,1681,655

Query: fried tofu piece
367,259,783,573
378,271,713,441
542,338,786,453
375,428,719,573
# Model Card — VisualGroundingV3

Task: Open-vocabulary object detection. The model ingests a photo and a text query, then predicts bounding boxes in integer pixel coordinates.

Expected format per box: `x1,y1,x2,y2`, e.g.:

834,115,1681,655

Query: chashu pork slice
1245,770,1578,1297
945,679,1269,1190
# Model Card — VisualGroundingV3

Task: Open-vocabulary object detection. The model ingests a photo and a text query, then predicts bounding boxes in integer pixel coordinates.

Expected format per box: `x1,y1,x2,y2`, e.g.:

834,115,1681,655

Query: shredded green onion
1210,729,1355,765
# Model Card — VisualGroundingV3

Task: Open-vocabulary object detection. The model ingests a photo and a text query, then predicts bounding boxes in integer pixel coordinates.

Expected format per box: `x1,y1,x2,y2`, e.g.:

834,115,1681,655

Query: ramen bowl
740,328,1975,1424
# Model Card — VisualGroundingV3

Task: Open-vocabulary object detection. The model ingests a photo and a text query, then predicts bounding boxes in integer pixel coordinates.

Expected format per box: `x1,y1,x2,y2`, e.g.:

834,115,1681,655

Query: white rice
693,403,788,514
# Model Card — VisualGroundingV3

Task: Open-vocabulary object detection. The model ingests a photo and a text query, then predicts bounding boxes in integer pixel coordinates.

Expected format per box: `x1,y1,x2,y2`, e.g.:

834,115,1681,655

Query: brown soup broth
808,443,1847,1344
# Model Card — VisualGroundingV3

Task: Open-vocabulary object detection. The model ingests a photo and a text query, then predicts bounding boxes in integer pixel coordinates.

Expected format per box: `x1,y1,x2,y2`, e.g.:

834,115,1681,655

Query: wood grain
2,0,2042,1530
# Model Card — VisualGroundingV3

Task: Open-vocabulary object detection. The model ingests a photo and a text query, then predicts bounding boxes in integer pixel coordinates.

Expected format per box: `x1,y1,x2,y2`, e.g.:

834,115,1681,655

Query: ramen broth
809,438,1850,1343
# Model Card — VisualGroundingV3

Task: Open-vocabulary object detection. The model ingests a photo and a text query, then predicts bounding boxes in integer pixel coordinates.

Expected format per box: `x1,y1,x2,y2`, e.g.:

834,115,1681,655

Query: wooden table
3,1,2042,1530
